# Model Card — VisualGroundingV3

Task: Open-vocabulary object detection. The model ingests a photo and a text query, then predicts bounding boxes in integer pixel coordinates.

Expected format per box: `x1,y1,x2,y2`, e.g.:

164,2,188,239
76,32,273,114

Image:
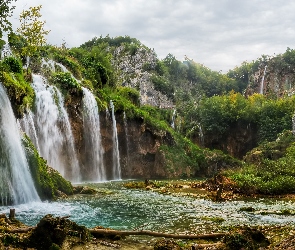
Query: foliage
0,69,34,117
16,5,50,58
0,0,16,38
1,56,22,73
51,72,81,91
225,131,295,195
150,74,174,100
53,53,82,79
22,135,73,200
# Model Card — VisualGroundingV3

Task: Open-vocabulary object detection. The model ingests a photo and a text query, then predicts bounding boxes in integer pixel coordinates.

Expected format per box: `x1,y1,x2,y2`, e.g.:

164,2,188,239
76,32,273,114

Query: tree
16,5,50,58
0,0,17,38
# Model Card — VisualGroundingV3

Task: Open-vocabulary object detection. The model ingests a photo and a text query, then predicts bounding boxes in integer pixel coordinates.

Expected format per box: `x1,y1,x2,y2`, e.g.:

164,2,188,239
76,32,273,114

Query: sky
9,0,295,72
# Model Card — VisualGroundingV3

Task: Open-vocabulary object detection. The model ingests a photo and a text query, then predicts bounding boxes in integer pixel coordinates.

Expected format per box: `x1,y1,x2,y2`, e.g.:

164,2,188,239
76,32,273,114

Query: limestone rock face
112,45,174,108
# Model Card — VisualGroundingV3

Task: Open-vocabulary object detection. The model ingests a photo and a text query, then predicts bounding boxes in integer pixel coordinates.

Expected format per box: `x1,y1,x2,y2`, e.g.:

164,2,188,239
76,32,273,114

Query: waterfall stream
0,83,40,205
110,101,121,179
29,74,80,182
81,87,106,181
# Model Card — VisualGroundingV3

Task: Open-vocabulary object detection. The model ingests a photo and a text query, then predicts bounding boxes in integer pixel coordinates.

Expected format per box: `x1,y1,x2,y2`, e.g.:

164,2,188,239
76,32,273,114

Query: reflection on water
1,181,295,234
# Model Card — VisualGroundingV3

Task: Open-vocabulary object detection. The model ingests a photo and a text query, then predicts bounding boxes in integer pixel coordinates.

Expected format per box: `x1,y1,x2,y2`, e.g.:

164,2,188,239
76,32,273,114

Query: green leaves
16,5,50,58
0,0,16,38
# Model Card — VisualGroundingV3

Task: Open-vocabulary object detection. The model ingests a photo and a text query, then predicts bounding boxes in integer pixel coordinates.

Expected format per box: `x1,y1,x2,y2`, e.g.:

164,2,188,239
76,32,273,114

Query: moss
22,135,73,200
0,70,35,117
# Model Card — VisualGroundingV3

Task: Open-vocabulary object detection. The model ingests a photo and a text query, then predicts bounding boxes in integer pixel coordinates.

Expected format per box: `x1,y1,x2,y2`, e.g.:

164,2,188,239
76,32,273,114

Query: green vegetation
22,135,73,200
0,0,16,38
0,58,35,117
225,131,295,195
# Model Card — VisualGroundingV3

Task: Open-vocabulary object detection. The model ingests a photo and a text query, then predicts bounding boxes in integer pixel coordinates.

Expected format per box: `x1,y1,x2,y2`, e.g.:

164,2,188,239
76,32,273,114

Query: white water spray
1,41,12,59
20,110,40,152
31,74,80,182
110,100,121,179
0,83,40,205
81,87,106,181
171,109,176,129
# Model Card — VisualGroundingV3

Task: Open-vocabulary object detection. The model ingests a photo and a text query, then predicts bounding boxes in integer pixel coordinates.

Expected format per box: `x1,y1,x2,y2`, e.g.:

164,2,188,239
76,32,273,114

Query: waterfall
260,65,267,94
31,74,80,182
81,87,106,182
1,41,12,59
19,110,40,152
0,83,40,205
171,109,176,129
123,111,130,167
198,123,204,147
110,101,121,179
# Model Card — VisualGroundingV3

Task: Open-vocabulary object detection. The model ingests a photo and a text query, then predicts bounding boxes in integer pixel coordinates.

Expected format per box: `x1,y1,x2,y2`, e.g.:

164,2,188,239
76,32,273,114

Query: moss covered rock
22,135,73,200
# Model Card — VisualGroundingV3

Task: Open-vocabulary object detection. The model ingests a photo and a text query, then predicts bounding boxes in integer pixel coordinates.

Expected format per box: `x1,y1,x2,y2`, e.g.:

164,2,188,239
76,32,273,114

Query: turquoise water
1,181,295,234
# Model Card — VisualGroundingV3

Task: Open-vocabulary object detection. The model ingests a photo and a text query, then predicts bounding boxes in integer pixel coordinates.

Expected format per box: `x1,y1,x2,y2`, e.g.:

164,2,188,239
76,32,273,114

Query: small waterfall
81,87,106,182
19,110,40,152
31,74,80,182
1,41,12,59
198,123,204,147
110,101,121,180
123,111,130,167
0,83,40,205
171,109,176,129
260,65,267,94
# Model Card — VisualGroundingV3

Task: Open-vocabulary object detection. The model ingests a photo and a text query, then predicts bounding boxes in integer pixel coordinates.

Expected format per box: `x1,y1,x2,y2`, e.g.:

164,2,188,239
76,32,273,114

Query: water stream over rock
26,74,80,182
0,83,40,205
81,87,106,182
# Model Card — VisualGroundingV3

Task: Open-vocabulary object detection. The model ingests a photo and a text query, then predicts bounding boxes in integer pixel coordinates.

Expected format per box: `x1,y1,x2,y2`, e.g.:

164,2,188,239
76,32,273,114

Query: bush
2,57,22,73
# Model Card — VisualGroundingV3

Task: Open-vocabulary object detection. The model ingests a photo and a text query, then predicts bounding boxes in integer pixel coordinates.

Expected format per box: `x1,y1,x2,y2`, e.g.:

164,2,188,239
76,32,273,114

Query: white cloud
9,0,295,72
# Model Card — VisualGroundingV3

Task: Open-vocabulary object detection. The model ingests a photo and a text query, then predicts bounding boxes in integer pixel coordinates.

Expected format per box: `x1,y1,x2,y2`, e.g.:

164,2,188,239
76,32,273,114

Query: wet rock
154,239,182,250
28,214,90,250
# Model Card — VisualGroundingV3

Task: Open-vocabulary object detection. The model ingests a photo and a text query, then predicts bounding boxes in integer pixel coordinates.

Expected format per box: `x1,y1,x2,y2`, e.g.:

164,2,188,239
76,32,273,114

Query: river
1,181,295,234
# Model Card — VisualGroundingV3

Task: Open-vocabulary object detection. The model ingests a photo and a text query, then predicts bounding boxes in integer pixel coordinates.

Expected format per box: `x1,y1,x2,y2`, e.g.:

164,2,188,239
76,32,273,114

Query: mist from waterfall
0,83,40,205
29,74,80,182
110,100,121,180
81,87,106,182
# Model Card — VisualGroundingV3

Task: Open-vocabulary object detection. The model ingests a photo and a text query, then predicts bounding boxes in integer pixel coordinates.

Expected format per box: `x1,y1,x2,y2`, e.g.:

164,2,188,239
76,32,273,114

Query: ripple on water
1,183,295,233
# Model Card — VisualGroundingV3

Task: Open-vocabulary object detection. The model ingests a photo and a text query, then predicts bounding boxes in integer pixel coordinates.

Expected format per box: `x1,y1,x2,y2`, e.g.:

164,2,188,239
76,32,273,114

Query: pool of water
1,181,295,234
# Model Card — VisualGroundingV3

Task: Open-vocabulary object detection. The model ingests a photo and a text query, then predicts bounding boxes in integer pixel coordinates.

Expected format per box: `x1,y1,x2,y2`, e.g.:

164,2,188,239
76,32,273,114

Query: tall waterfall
110,101,121,179
30,74,80,182
81,87,106,181
0,83,40,205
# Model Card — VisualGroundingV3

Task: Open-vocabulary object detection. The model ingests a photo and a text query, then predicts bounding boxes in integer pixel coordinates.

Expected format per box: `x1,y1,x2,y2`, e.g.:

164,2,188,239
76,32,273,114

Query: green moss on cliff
0,61,35,117
22,135,73,200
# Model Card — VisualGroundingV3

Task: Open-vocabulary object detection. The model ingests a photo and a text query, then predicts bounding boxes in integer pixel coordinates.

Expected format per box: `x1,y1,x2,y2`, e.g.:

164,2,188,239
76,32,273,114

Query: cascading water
110,101,121,180
81,87,106,181
19,110,40,152
1,41,12,59
31,74,80,182
198,123,204,146
260,65,267,94
0,83,40,205
171,109,176,129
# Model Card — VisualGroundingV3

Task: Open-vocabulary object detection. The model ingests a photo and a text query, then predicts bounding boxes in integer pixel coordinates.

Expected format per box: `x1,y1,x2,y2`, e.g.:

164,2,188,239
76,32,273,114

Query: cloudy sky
9,0,295,72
